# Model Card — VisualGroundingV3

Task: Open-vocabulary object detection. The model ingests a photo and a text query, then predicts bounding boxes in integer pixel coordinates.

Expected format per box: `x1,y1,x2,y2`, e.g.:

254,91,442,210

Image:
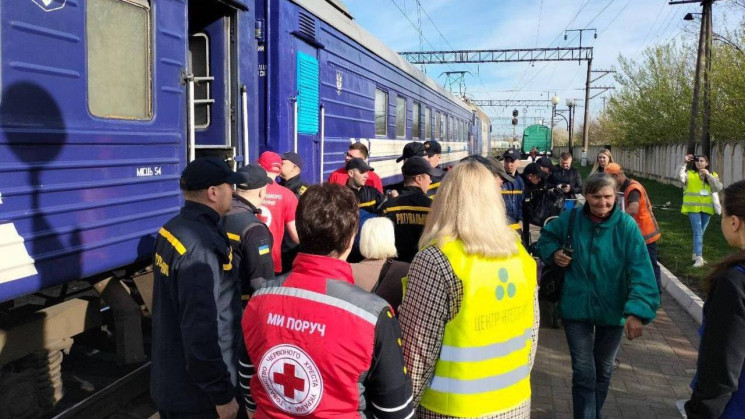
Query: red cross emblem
273,363,306,398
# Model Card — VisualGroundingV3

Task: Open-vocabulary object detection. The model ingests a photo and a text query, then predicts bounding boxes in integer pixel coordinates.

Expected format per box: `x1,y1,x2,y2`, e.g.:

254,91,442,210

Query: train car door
187,1,244,164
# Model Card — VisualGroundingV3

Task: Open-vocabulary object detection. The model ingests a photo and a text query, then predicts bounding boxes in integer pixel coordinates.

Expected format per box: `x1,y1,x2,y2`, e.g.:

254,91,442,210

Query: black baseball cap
423,140,442,156
180,157,244,190
236,164,273,190
536,156,554,169
346,158,374,173
523,162,548,178
402,156,441,177
503,149,521,161
396,142,426,162
461,155,515,183
281,152,303,170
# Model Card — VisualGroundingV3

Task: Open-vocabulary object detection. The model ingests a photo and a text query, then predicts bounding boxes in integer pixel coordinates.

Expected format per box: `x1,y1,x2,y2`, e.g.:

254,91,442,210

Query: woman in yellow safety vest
399,159,538,418
679,154,723,268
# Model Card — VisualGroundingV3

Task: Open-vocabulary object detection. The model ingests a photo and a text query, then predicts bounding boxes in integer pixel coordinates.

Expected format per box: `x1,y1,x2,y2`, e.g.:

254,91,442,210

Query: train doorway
187,1,240,165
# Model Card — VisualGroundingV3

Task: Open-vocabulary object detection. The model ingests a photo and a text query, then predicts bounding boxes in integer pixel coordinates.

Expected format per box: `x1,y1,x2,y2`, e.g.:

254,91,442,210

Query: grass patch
573,162,731,298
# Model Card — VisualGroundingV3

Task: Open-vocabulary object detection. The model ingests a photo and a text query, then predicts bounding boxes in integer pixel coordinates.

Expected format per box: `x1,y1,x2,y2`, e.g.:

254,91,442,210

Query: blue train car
0,0,258,303
259,0,479,184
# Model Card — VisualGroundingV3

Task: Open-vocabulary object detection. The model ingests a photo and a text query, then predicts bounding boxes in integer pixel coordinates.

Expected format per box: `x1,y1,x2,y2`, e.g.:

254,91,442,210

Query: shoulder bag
538,208,577,303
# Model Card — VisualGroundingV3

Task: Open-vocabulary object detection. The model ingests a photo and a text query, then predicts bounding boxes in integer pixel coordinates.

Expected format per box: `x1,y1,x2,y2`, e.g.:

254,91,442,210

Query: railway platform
530,280,700,418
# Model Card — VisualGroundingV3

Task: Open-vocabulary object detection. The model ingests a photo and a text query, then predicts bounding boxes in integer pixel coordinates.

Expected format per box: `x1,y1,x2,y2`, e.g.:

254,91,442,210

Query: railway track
52,363,155,419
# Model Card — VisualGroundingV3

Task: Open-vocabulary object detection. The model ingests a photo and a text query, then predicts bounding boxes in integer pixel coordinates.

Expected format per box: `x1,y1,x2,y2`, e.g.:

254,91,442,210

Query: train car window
459,120,464,142
435,111,441,140
396,96,406,138
424,107,431,140
440,113,445,141
87,0,152,120
375,88,388,136
449,116,454,141
189,33,211,128
412,102,421,139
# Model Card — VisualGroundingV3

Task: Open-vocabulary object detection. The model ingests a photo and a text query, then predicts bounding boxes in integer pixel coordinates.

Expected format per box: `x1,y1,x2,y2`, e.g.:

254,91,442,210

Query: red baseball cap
258,151,282,174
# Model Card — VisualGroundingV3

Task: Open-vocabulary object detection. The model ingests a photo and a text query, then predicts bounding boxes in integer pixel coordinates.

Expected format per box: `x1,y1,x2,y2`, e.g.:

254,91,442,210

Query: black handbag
538,208,577,303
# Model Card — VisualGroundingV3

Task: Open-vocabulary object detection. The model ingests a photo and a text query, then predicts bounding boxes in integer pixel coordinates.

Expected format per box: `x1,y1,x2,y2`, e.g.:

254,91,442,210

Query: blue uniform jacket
151,201,238,413
501,172,524,222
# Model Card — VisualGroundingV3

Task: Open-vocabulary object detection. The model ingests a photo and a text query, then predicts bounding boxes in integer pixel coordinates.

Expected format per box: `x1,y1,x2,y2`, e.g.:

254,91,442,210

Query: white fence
553,142,745,188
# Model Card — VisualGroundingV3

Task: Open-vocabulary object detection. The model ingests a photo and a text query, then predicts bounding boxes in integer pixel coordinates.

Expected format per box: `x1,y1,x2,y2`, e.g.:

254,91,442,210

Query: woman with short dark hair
535,173,659,419
242,184,415,418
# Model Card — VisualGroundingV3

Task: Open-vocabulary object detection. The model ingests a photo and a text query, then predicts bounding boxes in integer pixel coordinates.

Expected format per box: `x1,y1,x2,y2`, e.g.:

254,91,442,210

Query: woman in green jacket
536,174,659,419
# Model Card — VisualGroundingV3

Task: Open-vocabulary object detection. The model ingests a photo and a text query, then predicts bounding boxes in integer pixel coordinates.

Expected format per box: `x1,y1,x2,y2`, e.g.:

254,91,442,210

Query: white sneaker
693,256,705,268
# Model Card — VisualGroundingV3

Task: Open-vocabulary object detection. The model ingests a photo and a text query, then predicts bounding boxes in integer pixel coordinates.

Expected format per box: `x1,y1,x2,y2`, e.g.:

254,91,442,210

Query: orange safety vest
624,180,661,244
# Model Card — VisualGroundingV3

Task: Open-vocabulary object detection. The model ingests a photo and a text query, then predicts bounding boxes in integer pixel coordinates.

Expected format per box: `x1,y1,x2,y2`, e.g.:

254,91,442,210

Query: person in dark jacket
346,158,384,213
423,140,445,197
378,157,436,263
151,157,242,418
278,152,309,272
279,151,309,197
535,174,659,419
221,164,275,300
386,142,427,196
502,149,525,223
536,156,555,175
686,180,745,419
548,152,583,200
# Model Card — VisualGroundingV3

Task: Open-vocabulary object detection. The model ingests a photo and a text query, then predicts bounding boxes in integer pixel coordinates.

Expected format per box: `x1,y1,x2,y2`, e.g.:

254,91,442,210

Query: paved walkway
530,291,701,419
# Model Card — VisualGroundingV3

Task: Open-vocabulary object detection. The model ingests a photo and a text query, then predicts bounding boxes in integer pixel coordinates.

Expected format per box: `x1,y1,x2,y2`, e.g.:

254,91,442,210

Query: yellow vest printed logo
259,344,323,415
420,239,536,417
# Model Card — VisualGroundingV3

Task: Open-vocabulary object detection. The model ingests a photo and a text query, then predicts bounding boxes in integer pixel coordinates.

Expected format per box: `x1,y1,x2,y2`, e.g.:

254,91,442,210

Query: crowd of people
148,142,745,419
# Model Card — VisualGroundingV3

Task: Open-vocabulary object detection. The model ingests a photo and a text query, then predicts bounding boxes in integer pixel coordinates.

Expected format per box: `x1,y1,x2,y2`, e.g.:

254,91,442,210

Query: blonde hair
590,148,615,176
359,217,397,260
418,160,518,257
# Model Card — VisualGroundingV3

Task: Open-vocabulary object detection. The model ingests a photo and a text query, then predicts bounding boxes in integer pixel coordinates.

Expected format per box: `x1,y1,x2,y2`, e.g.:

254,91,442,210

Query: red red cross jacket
241,253,413,418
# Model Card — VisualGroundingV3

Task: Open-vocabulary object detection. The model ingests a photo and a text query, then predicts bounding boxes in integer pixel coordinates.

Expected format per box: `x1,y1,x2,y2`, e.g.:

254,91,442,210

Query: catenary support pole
581,58,592,164
688,3,707,155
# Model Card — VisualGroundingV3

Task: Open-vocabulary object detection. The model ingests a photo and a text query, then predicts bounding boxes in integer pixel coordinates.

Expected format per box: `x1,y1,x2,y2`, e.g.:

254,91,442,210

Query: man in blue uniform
151,157,242,419
278,152,308,272
501,149,525,224
221,164,275,300
386,142,427,196
423,140,445,197
346,158,384,213
378,157,437,263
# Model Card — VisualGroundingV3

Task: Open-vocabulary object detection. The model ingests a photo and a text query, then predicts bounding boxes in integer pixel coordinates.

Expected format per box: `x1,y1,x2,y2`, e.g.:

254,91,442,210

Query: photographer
548,152,583,200
679,154,723,267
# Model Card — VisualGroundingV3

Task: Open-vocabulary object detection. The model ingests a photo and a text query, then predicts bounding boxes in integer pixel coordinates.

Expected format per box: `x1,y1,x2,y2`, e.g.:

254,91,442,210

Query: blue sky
343,0,744,136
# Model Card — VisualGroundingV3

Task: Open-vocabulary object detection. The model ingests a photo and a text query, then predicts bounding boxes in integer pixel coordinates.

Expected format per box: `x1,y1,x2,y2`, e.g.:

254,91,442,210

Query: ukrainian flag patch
258,245,270,255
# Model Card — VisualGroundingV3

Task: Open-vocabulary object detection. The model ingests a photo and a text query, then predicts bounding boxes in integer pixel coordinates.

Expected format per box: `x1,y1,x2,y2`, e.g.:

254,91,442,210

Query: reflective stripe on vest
420,239,536,417
624,180,661,244
252,285,379,325
682,170,716,215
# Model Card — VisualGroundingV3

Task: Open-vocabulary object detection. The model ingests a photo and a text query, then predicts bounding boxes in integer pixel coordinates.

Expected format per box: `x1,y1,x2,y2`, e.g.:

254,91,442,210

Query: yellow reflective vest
682,170,717,215
420,239,537,417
